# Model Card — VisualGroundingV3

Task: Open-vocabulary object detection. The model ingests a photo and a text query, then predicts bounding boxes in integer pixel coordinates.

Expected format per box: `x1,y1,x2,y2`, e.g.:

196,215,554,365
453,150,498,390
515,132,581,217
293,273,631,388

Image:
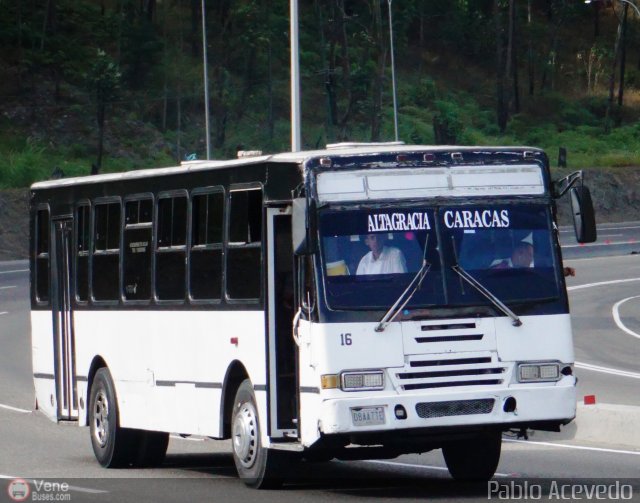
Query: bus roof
30,144,544,191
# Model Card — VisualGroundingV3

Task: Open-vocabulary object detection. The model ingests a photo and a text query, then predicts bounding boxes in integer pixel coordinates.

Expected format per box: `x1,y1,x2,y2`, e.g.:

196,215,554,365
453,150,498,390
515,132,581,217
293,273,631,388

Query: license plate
351,406,385,427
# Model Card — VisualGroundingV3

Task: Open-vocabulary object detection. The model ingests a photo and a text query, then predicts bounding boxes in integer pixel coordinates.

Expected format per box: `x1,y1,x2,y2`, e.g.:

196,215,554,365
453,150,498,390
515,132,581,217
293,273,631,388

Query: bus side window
35,208,50,303
76,204,90,302
156,194,187,301
123,197,153,301
190,189,223,300
226,188,262,300
92,201,121,301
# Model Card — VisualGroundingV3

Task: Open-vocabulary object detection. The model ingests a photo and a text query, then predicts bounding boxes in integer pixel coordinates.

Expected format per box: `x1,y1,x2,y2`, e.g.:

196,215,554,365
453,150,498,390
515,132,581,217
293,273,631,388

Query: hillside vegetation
1,0,640,188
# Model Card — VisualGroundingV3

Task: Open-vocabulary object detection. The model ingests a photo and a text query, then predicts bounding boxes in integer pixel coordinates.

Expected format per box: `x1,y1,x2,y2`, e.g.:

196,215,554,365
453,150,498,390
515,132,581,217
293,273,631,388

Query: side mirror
292,198,317,255
570,185,597,243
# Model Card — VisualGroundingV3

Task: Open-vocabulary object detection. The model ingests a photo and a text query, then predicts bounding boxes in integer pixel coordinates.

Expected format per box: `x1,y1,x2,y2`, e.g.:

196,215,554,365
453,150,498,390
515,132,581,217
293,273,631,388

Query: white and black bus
30,143,596,487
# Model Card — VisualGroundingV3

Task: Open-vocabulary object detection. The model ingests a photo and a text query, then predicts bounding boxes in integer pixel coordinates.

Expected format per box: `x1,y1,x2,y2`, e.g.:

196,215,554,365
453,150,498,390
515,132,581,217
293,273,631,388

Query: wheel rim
93,389,109,448
232,401,258,468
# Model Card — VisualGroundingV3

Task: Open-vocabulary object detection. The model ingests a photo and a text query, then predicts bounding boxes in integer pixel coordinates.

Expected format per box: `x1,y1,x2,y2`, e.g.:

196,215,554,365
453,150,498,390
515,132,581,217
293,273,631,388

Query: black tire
442,431,502,482
134,430,170,467
89,368,138,468
231,379,289,489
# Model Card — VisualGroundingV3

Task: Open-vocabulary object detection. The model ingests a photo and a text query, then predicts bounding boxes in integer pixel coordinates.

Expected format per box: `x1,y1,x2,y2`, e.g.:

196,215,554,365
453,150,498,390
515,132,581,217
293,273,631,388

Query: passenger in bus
491,238,534,269
356,233,407,275
490,237,576,277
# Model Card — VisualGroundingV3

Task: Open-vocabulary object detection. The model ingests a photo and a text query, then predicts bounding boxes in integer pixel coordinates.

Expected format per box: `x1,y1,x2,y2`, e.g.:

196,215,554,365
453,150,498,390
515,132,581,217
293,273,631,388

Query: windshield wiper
451,265,522,327
375,236,431,332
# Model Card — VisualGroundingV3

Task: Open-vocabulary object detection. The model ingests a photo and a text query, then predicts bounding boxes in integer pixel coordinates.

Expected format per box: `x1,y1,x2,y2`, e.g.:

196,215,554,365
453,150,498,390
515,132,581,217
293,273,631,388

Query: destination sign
443,209,510,229
367,212,431,232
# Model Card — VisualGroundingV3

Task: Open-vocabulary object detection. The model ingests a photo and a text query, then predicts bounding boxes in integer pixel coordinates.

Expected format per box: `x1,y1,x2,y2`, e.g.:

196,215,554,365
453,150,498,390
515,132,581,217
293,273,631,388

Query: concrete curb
530,402,640,450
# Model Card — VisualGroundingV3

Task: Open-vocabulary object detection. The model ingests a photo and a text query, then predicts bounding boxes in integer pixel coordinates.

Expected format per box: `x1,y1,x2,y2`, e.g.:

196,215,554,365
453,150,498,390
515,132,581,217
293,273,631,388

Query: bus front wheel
231,379,289,488
89,368,138,468
442,430,502,481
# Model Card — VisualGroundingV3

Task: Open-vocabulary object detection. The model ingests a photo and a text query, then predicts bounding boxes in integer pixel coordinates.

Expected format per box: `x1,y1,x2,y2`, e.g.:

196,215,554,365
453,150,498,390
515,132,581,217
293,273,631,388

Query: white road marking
0,285,16,290
560,225,640,233
0,269,28,275
0,403,31,414
575,361,640,379
565,255,639,263
363,460,511,477
567,278,640,291
504,438,640,456
566,280,640,377
612,296,640,340
562,241,640,249
597,234,624,238
0,312,7,315
0,474,108,494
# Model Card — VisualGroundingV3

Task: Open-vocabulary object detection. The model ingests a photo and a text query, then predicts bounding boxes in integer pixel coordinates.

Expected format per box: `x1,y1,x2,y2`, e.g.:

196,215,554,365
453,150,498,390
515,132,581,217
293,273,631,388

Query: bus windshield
318,204,560,311
319,207,444,310
442,204,560,306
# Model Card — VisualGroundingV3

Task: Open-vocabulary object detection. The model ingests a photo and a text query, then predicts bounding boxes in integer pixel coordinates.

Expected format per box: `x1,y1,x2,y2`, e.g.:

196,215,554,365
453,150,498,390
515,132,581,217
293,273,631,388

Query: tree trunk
162,0,168,131
617,4,628,111
527,0,534,96
40,0,52,51
495,0,508,133
369,0,386,142
315,0,334,139
17,0,23,92
336,0,354,135
176,83,182,161
267,0,274,142
190,0,199,57
605,8,624,132
510,0,520,113
213,67,227,149
96,102,105,173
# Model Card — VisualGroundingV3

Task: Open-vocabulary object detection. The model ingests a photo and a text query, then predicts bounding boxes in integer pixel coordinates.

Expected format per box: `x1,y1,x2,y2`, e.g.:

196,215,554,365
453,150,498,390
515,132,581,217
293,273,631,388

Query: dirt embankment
0,189,29,261
1,167,638,261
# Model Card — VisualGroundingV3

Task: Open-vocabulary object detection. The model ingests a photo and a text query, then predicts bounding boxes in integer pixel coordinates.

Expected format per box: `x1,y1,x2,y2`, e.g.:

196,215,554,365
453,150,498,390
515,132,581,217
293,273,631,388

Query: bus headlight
517,363,561,382
341,371,384,391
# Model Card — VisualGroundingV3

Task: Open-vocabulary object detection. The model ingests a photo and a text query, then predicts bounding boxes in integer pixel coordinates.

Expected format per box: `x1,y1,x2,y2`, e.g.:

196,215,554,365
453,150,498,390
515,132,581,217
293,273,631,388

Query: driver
356,233,407,275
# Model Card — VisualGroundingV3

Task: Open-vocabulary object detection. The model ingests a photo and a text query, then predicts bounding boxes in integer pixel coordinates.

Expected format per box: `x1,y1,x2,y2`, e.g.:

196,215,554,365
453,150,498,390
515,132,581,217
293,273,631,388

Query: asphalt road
0,219,639,503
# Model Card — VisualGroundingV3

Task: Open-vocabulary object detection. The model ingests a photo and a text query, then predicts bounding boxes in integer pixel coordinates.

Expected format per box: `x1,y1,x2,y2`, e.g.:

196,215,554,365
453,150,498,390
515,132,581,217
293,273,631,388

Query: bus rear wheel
231,379,289,489
442,430,502,482
89,368,138,468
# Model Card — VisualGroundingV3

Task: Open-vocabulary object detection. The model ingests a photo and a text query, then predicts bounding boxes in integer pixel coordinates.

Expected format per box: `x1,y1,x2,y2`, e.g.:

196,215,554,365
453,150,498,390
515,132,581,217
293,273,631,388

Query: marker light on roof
423,153,435,162
319,157,332,167
396,154,408,163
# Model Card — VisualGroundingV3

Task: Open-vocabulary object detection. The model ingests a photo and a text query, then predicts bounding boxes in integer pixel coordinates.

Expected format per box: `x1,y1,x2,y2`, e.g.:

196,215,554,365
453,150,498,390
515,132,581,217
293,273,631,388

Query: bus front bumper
317,380,577,435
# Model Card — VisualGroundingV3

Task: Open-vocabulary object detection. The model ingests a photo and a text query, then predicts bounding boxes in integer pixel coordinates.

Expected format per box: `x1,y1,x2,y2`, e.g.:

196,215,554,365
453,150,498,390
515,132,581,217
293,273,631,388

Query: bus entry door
51,218,79,420
266,208,299,438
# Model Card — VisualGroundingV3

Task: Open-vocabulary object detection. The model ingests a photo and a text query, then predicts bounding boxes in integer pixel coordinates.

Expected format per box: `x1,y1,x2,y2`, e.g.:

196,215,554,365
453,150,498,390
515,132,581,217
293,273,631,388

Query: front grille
410,357,492,368
415,398,495,418
415,334,483,343
395,354,508,391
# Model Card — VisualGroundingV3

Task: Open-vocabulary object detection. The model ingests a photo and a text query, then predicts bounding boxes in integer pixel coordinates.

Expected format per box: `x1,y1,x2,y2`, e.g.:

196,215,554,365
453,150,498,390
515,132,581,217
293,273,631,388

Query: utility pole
290,0,301,152
388,0,399,141
202,0,211,159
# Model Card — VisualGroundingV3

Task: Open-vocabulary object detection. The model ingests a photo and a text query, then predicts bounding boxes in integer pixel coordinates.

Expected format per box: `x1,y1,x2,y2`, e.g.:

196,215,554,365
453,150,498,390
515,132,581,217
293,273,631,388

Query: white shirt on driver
356,246,407,275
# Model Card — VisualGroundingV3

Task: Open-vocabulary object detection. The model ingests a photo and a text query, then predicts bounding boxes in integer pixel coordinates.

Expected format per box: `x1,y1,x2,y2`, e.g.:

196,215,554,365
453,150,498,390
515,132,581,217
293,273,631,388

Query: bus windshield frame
317,202,562,314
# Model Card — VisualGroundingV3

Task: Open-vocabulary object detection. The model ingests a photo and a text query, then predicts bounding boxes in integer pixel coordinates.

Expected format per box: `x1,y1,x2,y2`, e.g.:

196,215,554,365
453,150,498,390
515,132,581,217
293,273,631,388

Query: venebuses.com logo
7,479,30,502
6,478,72,501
